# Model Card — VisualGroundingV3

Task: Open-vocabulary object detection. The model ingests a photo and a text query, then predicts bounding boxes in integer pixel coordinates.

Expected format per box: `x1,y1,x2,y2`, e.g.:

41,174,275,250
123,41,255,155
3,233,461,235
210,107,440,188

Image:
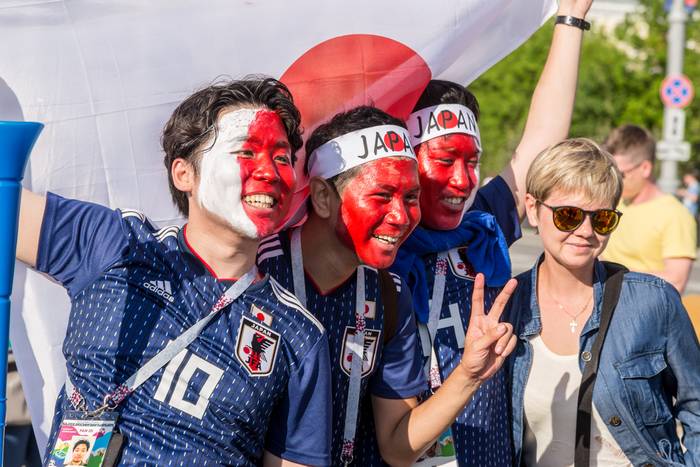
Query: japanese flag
1,0,555,450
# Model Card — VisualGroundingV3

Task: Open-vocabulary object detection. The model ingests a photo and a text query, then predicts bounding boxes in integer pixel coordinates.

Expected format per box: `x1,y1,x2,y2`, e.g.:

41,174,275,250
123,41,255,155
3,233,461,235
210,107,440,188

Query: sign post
657,0,692,194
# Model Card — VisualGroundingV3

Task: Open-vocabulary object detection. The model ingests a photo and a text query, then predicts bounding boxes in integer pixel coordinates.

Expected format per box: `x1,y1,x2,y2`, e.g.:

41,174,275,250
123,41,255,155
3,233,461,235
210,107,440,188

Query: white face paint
197,108,260,239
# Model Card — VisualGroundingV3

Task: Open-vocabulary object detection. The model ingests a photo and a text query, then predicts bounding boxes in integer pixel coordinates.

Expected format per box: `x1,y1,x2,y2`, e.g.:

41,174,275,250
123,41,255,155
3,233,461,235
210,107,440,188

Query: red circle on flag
281,34,431,134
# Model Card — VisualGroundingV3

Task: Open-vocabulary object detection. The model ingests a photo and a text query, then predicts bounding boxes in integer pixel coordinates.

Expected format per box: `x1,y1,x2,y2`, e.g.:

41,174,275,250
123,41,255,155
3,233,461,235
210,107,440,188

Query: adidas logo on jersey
143,280,175,303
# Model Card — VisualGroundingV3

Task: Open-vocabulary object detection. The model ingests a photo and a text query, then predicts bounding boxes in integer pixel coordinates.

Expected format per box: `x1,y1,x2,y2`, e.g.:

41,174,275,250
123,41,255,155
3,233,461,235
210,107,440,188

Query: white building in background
587,0,641,30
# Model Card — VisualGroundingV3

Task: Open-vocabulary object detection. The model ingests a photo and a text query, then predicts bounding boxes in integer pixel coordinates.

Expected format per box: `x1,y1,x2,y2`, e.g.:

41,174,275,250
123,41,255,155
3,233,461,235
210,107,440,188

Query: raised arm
372,275,518,465
500,0,593,220
16,188,46,268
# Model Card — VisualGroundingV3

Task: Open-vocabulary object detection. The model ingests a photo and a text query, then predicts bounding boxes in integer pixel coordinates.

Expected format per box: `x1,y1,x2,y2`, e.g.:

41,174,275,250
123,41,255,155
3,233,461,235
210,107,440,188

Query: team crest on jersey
447,247,476,280
235,317,280,377
339,327,381,377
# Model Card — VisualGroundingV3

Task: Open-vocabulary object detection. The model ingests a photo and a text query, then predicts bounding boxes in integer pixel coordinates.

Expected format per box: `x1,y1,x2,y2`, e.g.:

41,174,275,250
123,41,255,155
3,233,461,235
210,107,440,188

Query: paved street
510,228,700,296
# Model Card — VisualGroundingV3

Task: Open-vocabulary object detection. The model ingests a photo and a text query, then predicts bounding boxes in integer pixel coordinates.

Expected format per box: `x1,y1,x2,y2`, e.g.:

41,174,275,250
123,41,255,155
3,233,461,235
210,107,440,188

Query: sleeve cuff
371,379,428,399
265,444,330,467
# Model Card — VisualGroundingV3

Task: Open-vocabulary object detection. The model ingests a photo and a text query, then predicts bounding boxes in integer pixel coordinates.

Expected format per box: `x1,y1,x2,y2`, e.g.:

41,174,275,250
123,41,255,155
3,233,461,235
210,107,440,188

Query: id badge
413,426,456,466
47,411,118,467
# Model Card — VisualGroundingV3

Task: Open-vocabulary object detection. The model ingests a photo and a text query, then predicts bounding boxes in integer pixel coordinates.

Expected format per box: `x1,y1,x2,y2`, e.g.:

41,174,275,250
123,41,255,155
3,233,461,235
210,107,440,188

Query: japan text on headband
406,104,482,150
307,125,417,180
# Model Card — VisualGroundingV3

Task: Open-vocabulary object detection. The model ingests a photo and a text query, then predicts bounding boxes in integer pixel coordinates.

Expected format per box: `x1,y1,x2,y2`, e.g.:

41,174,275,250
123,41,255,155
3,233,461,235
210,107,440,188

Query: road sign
660,74,694,109
656,140,691,161
665,0,697,13
663,107,686,140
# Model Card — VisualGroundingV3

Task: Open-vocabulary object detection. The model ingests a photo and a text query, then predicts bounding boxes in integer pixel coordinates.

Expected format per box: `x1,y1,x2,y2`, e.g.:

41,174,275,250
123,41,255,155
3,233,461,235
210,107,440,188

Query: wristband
555,15,591,31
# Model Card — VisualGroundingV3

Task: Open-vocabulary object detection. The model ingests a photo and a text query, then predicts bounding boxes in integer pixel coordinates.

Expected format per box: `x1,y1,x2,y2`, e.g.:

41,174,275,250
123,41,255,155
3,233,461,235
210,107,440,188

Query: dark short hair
602,124,656,165
411,80,480,121
162,77,303,216
304,106,406,192
73,439,90,451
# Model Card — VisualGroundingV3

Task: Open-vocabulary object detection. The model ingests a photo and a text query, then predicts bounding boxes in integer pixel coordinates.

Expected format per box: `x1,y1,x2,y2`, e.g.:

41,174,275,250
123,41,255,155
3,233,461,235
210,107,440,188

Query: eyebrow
226,135,248,146
375,183,419,192
239,136,291,150
430,148,479,161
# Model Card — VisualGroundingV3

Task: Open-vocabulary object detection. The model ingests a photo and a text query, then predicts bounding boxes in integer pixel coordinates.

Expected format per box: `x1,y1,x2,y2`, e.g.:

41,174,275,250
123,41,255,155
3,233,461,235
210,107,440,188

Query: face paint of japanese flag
415,133,481,230
198,108,295,239
406,105,482,230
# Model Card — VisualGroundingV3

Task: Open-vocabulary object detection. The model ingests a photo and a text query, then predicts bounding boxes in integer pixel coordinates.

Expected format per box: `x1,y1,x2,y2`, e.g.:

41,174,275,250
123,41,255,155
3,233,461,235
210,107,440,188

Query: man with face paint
15,78,332,466
393,1,594,465
258,106,518,466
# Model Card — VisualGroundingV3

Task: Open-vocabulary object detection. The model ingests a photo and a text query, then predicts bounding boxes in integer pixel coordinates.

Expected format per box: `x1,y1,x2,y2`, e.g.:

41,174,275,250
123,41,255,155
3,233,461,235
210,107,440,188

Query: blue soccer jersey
258,229,426,466
37,193,332,466
396,176,521,467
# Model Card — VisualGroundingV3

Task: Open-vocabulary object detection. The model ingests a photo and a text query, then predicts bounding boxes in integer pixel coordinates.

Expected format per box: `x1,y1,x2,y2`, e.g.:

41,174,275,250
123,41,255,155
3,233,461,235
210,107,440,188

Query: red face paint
238,110,296,237
335,158,421,268
416,133,480,230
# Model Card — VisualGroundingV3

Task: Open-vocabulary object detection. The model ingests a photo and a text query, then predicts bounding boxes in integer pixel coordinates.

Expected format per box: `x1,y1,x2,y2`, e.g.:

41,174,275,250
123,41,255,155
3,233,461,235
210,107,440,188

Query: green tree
469,0,700,177
613,0,700,170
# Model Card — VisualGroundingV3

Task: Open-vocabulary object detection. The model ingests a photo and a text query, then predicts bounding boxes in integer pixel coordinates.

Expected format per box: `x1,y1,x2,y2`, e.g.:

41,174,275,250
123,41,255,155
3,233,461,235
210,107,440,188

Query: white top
522,335,632,467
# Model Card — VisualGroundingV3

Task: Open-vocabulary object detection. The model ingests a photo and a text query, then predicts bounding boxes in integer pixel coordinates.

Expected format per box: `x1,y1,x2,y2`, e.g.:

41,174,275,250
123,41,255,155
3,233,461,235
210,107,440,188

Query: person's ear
640,160,654,179
308,177,338,219
172,158,196,193
525,193,540,229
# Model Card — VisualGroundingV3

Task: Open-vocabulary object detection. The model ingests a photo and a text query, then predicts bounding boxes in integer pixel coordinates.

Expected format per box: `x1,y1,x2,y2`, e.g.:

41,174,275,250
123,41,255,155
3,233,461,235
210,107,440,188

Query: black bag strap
379,269,399,345
574,261,628,467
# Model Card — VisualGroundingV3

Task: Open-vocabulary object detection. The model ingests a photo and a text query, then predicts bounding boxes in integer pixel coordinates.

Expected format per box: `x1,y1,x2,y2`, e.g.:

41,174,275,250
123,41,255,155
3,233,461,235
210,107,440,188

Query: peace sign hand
458,274,518,383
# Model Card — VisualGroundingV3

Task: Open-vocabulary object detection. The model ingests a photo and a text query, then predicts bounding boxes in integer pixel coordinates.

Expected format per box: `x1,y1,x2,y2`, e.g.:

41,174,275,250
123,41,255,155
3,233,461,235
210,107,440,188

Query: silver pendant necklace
548,290,593,333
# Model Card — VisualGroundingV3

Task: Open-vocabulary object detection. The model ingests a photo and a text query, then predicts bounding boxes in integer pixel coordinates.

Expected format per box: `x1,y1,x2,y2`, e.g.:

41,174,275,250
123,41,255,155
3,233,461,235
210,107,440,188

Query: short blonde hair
526,138,623,208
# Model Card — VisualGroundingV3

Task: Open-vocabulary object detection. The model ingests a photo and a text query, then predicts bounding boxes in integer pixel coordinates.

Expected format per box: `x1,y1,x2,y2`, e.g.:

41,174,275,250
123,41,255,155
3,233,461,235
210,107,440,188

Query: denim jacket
506,258,700,466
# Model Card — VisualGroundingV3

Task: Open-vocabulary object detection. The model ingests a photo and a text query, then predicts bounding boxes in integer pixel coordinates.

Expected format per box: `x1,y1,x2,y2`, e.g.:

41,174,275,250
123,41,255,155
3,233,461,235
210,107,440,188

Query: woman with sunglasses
506,138,700,466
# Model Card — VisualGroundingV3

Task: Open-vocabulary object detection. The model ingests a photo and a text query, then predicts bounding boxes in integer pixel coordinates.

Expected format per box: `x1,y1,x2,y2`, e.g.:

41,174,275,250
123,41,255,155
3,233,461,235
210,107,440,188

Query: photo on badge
47,413,117,467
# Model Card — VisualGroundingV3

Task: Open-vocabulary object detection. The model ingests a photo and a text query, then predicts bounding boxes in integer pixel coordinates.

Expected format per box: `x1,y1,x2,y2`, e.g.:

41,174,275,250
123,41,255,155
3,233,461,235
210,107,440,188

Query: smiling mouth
373,234,399,245
244,194,277,209
443,196,466,206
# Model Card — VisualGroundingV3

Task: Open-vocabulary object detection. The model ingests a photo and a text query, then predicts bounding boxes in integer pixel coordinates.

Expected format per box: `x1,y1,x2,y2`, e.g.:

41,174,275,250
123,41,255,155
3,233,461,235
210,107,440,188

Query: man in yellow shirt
602,124,696,293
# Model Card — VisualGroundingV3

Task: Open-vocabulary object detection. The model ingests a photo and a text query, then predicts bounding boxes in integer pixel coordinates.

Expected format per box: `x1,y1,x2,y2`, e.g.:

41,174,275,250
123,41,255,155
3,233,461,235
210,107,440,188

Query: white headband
307,124,416,180
406,104,481,150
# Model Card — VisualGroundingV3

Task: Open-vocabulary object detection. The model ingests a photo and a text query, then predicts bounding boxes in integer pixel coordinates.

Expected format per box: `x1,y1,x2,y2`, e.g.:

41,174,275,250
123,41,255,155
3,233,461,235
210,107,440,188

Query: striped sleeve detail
269,277,324,333
120,207,180,243
120,208,146,222
154,225,180,242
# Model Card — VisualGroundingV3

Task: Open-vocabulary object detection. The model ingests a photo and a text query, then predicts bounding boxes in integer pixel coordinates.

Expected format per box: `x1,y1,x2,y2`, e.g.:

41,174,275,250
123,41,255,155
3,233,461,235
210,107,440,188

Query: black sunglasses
537,200,622,235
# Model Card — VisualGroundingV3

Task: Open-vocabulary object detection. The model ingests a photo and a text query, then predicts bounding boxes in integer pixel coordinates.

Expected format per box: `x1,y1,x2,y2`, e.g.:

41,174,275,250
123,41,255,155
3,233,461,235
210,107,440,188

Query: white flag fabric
1,0,555,450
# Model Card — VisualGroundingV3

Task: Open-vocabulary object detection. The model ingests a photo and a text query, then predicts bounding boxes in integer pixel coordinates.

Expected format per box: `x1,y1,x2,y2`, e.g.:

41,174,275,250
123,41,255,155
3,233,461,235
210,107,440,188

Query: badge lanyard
65,266,258,415
425,251,449,390
291,228,365,465
411,251,457,467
